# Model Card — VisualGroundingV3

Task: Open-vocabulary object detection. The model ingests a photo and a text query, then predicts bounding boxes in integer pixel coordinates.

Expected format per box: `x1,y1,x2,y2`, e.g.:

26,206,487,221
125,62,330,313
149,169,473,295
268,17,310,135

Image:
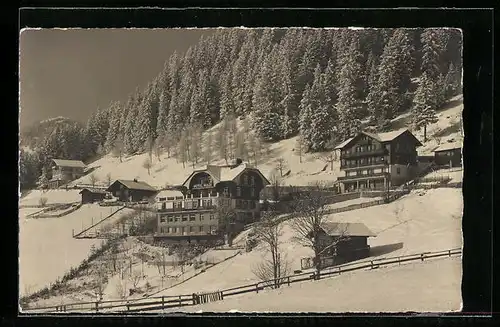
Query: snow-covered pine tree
166,88,183,143
234,130,248,161
298,83,314,152
300,64,337,152
444,62,461,98
336,41,364,140
216,124,229,165
204,128,213,164
104,101,121,153
251,46,284,142
411,73,438,142
190,69,212,128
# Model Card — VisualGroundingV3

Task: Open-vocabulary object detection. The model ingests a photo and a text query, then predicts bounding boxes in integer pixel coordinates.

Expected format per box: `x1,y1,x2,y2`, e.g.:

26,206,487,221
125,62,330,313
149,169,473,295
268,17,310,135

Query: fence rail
73,206,126,238
21,247,461,314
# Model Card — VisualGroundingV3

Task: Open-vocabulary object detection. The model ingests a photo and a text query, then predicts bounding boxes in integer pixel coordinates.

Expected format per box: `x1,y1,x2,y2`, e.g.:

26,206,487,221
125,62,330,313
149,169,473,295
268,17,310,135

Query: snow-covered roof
108,179,157,192
51,159,86,168
334,128,421,150
334,137,355,150
433,142,462,152
155,189,184,199
320,222,376,237
79,188,108,195
181,162,270,187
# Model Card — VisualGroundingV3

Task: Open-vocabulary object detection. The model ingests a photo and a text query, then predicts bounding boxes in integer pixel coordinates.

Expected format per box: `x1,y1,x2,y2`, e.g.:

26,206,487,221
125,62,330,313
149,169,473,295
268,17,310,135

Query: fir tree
411,74,438,142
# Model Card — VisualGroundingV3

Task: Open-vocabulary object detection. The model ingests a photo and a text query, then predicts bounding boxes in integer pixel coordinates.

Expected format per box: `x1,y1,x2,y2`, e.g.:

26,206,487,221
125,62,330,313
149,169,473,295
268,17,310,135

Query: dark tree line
20,28,462,190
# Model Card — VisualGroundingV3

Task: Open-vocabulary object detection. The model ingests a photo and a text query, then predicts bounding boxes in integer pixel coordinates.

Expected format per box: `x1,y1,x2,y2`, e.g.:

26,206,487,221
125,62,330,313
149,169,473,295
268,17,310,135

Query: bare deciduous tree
115,278,128,299
315,151,338,172
268,170,284,203
93,266,108,301
275,157,288,177
105,172,112,187
252,212,290,289
295,134,306,163
112,136,124,163
145,135,154,161
142,157,152,175
204,129,213,164
190,126,202,168
215,200,237,246
89,173,98,187
38,197,48,207
217,125,229,165
129,269,142,290
153,136,163,162
289,181,348,278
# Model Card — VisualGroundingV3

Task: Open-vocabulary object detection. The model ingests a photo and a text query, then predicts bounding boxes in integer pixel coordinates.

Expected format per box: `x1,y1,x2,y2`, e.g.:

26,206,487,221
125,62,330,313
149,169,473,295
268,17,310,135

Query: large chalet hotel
153,159,270,242
335,129,423,193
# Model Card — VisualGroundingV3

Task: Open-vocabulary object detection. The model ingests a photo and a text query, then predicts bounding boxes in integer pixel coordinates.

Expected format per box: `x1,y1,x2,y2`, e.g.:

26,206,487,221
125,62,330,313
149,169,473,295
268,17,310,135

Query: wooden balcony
341,148,387,159
340,161,388,170
337,172,390,182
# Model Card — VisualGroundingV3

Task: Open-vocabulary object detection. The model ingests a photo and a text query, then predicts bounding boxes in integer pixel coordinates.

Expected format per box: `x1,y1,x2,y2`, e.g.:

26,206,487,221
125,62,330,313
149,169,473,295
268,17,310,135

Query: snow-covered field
151,188,462,299
20,190,81,207
19,204,134,296
421,168,463,183
161,256,461,313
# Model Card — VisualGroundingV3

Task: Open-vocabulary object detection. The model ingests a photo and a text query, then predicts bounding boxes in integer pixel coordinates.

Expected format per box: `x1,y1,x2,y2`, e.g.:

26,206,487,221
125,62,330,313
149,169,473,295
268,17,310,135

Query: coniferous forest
19,28,462,189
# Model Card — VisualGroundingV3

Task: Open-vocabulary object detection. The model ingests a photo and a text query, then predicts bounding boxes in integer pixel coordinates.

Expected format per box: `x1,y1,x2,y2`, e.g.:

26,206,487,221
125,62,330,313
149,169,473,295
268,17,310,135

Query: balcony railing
340,161,388,170
341,148,387,159
157,205,217,213
337,172,390,181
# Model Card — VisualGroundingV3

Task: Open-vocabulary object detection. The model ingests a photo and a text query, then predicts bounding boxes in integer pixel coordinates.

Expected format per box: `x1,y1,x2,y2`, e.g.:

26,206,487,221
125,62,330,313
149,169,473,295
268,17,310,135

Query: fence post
95,301,99,312
162,296,165,309
371,260,374,269
421,253,424,261
179,295,182,306
255,283,259,293
448,250,451,257
398,257,401,265
220,291,224,300
287,276,290,286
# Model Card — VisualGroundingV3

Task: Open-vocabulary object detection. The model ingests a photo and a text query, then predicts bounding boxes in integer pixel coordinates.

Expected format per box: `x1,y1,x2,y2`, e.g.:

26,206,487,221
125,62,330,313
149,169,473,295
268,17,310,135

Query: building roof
51,159,86,168
79,188,108,195
320,222,376,237
107,179,157,192
433,142,462,152
155,189,184,199
334,128,421,150
181,162,270,187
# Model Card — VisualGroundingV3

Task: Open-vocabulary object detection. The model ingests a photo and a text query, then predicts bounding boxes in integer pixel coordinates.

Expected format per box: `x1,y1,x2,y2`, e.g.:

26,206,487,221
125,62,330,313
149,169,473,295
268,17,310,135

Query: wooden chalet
154,159,270,243
316,222,376,265
433,142,462,168
106,179,157,202
79,188,108,204
48,159,86,188
335,129,423,193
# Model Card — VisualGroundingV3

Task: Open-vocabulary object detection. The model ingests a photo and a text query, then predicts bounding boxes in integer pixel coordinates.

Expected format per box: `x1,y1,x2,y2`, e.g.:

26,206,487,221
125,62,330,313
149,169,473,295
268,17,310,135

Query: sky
19,28,212,130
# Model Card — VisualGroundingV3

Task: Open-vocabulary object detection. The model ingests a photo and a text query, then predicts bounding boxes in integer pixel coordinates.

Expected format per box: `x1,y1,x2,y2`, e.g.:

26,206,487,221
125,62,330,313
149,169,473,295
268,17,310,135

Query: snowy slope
20,190,81,207
151,188,462,298
161,256,461,313
67,95,463,189
19,204,134,296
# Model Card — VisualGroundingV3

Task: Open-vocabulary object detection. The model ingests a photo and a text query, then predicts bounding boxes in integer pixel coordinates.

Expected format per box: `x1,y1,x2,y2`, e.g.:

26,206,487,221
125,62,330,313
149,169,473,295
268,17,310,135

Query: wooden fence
73,206,126,239
21,247,461,314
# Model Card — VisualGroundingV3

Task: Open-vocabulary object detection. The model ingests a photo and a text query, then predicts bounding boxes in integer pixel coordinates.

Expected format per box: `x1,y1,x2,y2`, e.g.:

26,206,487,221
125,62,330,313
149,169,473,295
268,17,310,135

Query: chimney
133,178,138,182
230,158,243,168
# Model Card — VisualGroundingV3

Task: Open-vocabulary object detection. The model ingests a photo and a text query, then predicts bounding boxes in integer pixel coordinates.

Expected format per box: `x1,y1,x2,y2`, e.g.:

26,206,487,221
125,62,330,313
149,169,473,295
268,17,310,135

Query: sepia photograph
19,27,464,314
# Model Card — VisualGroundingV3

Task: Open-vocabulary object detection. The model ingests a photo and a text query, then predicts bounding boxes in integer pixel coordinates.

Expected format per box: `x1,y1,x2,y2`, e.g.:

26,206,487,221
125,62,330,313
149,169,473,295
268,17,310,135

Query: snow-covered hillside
141,187,462,299
20,190,81,207
68,95,463,189
19,204,135,296
161,256,461,313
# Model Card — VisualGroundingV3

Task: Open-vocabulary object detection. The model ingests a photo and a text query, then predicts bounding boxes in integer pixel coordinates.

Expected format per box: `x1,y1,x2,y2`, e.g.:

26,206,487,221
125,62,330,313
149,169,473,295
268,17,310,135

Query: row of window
159,225,218,234
235,200,257,210
436,151,456,157
342,156,386,167
345,167,388,177
159,213,216,223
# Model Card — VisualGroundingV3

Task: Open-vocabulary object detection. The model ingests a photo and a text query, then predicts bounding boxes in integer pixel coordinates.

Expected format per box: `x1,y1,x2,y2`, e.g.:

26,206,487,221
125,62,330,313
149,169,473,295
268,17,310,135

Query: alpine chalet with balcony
335,129,423,193
154,159,270,243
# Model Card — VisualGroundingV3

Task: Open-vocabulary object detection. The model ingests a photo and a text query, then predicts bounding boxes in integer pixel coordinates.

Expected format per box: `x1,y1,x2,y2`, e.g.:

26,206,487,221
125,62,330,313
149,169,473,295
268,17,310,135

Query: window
160,227,164,233
341,159,346,166
243,201,248,209
210,214,215,220
243,175,248,185
181,227,185,234
250,176,255,185
250,201,256,209
199,226,204,232
172,227,177,233
250,187,255,197
173,201,182,210
159,197,166,201
182,215,188,222
189,214,196,221
200,214,205,221
236,187,242,197
160,215,166,223
168,215,173,222
175,215,180,222
189,226,194,233
192,200,198,208
396,167,401,175
168,227,172,233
